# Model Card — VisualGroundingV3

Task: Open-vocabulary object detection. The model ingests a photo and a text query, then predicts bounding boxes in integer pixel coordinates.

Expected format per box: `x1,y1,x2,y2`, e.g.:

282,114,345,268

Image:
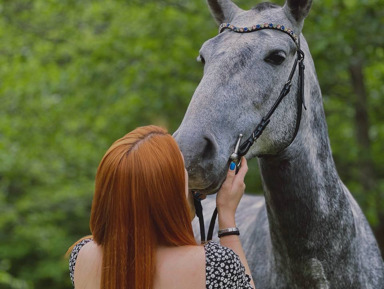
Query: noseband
194,22,307,244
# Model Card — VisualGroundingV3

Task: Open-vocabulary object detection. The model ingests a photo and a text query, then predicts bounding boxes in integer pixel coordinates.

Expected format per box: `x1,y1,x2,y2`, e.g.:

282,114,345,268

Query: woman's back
70,239,252,289
153,244,206,289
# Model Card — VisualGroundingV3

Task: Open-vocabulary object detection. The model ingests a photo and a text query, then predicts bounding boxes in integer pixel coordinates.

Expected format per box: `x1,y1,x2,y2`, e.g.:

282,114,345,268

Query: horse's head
174,0,313,194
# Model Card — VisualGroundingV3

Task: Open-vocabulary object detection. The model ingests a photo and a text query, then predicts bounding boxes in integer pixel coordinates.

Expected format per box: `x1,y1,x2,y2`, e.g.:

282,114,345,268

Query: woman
68,125,254,289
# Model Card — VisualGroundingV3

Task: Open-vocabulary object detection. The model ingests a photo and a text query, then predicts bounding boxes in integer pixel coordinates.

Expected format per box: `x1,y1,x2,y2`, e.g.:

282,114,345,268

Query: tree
0,0,383,288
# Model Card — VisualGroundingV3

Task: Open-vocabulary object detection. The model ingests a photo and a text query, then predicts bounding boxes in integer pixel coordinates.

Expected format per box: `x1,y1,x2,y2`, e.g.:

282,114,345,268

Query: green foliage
0,0,383,288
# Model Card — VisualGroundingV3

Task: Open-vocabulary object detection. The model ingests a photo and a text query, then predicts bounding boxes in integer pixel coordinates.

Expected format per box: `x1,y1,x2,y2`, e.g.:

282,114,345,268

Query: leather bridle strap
238,49,305,157
193,191,219,244
193,192,206,243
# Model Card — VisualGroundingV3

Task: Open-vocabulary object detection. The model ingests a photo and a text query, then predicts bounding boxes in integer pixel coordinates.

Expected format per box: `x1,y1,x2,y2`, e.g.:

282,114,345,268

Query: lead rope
193,192,218,243
207,208,218,241
193,191,206,244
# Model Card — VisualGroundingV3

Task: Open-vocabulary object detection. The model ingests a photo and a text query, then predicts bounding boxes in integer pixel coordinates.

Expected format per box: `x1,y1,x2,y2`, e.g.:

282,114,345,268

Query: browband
219,22,299,48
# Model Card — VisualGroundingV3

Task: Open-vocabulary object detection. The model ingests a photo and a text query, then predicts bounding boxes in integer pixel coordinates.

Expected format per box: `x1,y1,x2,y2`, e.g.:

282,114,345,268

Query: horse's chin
187,161,229,195
191,186,218,196
189,177,225,195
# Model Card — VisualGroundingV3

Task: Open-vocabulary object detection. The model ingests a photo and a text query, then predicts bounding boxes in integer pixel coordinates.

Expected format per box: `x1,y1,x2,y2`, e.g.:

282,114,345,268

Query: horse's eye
197,55,205,64
265,51,286,65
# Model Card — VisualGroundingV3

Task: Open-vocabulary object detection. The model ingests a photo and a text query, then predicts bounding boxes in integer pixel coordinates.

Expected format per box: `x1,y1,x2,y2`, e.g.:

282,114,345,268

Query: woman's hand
216,157,248,228
216,157,254,288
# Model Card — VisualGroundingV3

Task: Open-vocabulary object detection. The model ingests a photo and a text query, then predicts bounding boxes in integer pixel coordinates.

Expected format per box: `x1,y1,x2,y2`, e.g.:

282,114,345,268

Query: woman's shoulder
69,238,102,288
69,238,93,284
204,241,239,262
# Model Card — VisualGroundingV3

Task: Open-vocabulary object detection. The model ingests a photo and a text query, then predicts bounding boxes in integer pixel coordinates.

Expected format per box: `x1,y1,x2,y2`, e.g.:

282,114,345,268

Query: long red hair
69,125,196,289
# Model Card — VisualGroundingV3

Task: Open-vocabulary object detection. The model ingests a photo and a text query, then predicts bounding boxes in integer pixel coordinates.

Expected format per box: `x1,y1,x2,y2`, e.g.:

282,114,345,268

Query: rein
194,22,307,244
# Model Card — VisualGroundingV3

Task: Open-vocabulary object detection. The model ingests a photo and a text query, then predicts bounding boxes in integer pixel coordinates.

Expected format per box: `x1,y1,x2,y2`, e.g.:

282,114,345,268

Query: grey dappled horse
174,0,384,288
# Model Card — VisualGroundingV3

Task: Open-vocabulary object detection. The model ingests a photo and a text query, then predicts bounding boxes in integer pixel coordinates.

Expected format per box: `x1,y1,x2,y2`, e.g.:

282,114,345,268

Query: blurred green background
0,0,383,288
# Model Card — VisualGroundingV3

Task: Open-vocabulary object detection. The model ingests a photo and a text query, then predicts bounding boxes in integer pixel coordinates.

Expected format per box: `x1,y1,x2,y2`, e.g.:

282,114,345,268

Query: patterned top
204,241,253,289
69,239,253,288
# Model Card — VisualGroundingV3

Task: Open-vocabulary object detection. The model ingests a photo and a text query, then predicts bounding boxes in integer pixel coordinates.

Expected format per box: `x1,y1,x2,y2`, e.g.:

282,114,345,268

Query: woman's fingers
222,161,236,187
234,157,248,179
216,158,248,221
233,157,248,189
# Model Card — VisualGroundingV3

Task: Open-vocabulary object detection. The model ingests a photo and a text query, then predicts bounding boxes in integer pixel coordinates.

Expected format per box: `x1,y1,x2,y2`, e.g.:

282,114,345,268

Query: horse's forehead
231,7,289,27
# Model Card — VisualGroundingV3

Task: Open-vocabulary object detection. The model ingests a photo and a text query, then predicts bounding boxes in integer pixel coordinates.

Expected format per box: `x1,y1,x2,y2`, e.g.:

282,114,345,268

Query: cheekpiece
219,22,299,47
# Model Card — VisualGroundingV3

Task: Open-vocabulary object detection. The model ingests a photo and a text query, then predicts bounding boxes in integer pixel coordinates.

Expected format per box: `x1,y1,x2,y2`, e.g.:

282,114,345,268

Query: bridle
221,23,307,161
194,22,307,244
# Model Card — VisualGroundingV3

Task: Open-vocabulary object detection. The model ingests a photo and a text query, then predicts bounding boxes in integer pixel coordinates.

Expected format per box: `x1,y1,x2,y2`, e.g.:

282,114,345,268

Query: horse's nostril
201,135,217,160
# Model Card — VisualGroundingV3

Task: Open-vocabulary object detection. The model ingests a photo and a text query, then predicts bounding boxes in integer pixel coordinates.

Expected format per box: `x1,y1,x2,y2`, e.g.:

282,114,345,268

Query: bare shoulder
74,240,102,289
154,245,206,289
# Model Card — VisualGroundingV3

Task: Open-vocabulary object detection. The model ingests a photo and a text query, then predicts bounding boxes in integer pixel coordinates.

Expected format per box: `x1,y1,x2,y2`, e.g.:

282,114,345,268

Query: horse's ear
206,0,243,24
283,0,313,23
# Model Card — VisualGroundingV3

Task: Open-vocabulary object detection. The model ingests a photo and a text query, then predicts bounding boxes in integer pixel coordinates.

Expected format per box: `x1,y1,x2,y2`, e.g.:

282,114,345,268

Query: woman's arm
216,157,255,288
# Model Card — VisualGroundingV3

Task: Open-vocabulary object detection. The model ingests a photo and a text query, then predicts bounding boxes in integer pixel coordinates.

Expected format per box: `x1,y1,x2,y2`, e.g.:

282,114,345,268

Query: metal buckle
230,134,243,163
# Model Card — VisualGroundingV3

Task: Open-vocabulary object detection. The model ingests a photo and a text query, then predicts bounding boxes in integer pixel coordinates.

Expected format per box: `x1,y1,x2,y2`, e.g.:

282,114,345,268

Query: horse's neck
258,80,356,284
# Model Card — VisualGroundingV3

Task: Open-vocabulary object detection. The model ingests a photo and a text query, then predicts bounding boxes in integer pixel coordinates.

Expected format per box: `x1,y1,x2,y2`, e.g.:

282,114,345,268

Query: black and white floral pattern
69,239,252,288
69,238,92,286
204,241,253,289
